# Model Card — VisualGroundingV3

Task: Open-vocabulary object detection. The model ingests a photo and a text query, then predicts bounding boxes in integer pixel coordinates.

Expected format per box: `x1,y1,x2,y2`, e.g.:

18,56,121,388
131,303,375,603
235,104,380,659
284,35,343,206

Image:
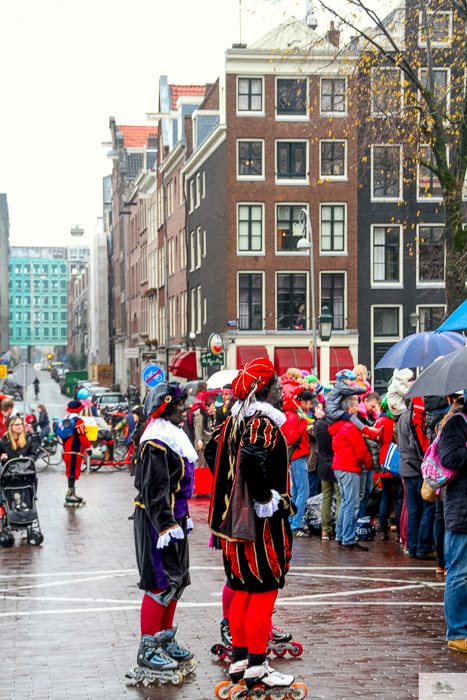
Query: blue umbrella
375,331,464,370
435,299,467,333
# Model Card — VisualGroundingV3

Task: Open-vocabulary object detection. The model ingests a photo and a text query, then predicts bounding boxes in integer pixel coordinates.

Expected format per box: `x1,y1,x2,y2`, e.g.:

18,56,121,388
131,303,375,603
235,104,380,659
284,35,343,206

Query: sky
0,0,311,249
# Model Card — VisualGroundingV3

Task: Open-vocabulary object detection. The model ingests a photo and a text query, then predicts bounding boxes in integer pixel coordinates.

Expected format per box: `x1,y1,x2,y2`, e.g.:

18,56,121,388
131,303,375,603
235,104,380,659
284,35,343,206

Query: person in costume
62,400,92,506
207,358,296,691
132,380,197,676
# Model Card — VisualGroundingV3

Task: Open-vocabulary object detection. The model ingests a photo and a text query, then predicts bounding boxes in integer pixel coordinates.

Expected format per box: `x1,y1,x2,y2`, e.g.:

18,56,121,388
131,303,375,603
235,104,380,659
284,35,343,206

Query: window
61,311,67,321
43,311,49,321
52,312,58,321
196,286,202,334
15,311,22,322
159,305,166,346
374,307,399,336
190,289,196,334
418,225,445,284
15,297,22,306
52,265,58,274
320,140,346,178
196,228,202,269
239,273,263,330
61,280,67,290
321,78,346,114
180,230,186,269
61,264,67,274
277,79,307,116
321,273,345,330
60,296,67,305
15,280,22,291
372,68,402,116
189,180,194,212
15,264,22,274
179,174,185,206
238,204,263,253
372,145,402,200
61,327,67,337
320,204,346,252
203,297,207,325
52,327,58,338
43,327,49,338
202,172,206,198
42,280,49,290
372,226,400,283
420,68,449,110
33,264,39,274
190,231,195,271
203,230,207,258
17,327,22,338
238,141,263,178
418,145,442,199
195,173,201,208
277,273,307,330
180,291,187,337
51,280,58,290
276,142,307,180
238,78,262,112
276,205,306,252
169,297,176,339
419,306,446,332
419,12,452,46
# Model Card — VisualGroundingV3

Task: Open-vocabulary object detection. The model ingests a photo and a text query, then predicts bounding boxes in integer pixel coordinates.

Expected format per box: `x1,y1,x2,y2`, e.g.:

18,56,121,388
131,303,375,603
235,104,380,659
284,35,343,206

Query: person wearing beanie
62,400,92,506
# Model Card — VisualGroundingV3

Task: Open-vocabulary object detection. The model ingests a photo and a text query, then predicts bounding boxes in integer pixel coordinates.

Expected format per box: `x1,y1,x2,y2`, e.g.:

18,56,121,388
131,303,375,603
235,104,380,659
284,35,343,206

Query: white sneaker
228,659,248,682
244,661,294,688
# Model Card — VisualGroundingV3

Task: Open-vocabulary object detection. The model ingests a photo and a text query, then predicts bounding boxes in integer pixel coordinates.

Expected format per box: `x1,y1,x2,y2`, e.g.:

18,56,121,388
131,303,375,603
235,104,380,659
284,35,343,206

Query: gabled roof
169,84,206,109
118,125,158,148
249,16,337,53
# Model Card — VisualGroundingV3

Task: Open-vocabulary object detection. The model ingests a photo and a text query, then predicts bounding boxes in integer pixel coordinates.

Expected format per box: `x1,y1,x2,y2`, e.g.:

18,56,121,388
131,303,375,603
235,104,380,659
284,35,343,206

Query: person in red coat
62,400,92,506
329,394,373,550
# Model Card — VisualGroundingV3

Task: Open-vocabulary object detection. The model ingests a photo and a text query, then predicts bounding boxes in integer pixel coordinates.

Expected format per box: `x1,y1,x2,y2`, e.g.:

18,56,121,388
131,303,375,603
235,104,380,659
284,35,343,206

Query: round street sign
142,364,165,387
12,362,36,387
208,333,223,356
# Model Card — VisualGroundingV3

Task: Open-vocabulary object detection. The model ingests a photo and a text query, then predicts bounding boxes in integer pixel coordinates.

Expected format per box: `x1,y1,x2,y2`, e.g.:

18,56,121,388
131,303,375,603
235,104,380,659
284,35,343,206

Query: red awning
168,350,198,380
274,347,320,376
237,346,269,369
329,347,354,382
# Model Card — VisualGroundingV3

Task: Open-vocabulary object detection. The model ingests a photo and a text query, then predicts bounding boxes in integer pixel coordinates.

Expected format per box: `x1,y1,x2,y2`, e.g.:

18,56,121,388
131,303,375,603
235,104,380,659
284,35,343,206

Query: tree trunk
444,188,467,315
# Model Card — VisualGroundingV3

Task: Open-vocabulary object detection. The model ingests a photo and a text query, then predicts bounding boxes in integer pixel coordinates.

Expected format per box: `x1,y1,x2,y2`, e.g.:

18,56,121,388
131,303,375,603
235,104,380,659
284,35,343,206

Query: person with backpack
58,400,92,506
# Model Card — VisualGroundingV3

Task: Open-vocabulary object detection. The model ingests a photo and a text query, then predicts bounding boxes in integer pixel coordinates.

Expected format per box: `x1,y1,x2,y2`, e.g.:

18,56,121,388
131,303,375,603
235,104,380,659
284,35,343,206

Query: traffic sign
142,364,165,387
13,362,36,386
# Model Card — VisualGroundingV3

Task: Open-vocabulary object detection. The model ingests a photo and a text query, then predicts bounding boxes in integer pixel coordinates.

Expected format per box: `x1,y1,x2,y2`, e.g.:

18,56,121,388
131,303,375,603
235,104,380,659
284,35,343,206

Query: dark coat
314,418,335,482
437,403,467,534
0,434,39,462
325,379,366,424
398,408,422,479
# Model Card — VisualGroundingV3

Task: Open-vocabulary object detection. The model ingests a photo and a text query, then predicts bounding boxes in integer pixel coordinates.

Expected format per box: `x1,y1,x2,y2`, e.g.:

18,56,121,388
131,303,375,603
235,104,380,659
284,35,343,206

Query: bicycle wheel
44,441,63,465
35,447,50,472
113,442,128,461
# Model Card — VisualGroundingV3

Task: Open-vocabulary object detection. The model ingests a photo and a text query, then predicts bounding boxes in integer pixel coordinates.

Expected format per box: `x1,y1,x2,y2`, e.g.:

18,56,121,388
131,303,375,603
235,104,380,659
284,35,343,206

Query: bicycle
86,431,134,471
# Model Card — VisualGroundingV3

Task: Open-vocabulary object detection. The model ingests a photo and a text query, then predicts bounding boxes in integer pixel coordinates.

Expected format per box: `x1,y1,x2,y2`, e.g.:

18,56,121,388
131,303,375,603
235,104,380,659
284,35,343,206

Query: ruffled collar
231,400,286,427
140,417,198,463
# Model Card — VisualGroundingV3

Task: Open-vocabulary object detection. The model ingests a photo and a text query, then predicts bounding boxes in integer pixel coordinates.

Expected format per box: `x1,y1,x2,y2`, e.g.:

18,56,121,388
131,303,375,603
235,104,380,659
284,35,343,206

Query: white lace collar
231,400,286,427
140,417,198,463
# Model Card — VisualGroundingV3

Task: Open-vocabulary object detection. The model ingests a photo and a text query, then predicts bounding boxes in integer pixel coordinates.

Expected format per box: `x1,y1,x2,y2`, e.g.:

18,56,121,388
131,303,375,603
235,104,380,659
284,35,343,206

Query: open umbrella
375,331,464,370
406,346,467,399
435,300,467,333
207,369,239,390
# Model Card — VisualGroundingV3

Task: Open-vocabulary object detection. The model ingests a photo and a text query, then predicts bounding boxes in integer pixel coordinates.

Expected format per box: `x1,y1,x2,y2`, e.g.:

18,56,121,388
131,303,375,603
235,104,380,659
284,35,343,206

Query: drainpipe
163,172,169,373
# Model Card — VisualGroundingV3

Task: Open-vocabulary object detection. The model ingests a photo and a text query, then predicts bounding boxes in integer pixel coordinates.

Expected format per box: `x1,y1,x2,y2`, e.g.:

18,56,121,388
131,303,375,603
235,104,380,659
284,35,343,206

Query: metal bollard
86,453,90,474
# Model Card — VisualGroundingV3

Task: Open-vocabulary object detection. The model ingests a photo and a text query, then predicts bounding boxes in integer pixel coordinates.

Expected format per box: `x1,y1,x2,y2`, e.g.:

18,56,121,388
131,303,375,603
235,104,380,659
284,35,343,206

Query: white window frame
196,286,202,334
236,138,265,182
319,139,347,181
416,144,446,203
416,304,447,333
370,224,403,288
189,180,194,213
196,227,202,269
275,76,310,122
319,202,348,256
202,230,207,258
416,223,446,288
370,144,403,203
180,230,186,270
195,173,201,209
236,270,266,332
319,270,347,332
179,173,185,206
237,202,265,256
274,270,309,332
202,171,206,198
236,76,265,117
275,202,310,256
203,297,207,325
370,67,403,117
189,231,195,272
275,139,309,186
418,11,453,48
319,76,348,118
371,304,403,383
418,67,451,116
190,288,196,334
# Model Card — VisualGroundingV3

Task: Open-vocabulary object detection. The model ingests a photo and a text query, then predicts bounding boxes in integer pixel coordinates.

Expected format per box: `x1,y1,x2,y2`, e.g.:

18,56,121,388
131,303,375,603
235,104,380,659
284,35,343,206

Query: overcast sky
0,0,309,249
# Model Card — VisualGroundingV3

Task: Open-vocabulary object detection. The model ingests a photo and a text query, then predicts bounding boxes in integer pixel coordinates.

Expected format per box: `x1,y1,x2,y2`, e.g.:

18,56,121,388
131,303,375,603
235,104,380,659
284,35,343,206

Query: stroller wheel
27,531,44,546
0,533,14,547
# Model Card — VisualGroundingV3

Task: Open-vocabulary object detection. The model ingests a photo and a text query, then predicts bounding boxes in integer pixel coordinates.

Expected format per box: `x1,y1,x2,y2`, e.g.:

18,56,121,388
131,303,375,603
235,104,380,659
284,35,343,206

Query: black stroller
0,457,44,547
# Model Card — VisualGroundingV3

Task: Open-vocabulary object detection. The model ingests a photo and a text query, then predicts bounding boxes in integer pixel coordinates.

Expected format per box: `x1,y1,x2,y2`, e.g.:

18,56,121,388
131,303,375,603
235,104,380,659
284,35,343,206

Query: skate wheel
288,642,303,657
265,647,272,656
289,683,307,699
273,647,287,657
215,680,231,699
171,671,183,685
229,685,246,700
269,690,287,700
186,660,197,674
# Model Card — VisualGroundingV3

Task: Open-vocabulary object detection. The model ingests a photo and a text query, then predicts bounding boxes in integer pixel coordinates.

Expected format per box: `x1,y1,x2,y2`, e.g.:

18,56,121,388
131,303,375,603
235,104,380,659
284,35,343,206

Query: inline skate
266,622,303,658
211,618,233,660
214,658,248,699
125,632,183,685
63,488,86,508
159,625,197,677
228,661,307,699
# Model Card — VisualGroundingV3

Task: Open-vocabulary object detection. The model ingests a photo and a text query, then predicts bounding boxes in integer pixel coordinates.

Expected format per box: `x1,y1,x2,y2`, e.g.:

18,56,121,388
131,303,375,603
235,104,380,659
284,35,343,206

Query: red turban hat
232,358,276,400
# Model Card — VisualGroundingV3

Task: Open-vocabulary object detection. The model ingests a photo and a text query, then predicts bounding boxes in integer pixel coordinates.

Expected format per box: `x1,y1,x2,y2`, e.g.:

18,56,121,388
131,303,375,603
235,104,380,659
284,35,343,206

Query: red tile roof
169,84,206,109
118,125,158,148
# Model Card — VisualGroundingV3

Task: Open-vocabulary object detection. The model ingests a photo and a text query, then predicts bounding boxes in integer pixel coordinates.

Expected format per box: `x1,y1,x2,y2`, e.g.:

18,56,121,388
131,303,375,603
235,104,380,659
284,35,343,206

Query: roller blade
125,666,183,686
63,501,86,508
266,641,303,658
178,659,197,677
210,642,232,661
227,681,307,699
214,679,245,699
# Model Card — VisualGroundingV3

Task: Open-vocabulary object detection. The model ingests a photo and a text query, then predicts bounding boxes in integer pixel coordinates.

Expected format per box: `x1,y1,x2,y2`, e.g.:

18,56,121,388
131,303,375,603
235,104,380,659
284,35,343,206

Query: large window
277,79,307,116
418,145,442,199
374,307,399,336
320,204,345,252
320,140,346,178
238,141,263,178
419,11,452,46
277,142,307,180
239,274,263,330
238,204,263,252
420,68,449,111
418,226,445,284
238,78,263,112
320,78,346,114
277,274,307,330
321,273,345,330
276,205,305,252
372,68,402,116
372,226,400,283
372,145,401,199
419,306,445,332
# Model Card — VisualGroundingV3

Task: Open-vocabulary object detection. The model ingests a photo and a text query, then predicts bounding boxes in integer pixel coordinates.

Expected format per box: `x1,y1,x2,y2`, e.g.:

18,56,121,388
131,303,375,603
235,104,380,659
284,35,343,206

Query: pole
163,173,169,374
301,210,317,376
23,364,26,418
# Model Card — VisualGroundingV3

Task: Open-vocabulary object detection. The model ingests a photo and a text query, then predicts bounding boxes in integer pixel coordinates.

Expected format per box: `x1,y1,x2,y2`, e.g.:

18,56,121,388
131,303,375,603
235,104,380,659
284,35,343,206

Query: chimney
305,0,317,29
326,21,340,48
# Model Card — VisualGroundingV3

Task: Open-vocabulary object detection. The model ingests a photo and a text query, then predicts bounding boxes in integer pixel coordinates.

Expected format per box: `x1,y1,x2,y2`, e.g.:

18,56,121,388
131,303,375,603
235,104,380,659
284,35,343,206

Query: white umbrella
207,369,239,390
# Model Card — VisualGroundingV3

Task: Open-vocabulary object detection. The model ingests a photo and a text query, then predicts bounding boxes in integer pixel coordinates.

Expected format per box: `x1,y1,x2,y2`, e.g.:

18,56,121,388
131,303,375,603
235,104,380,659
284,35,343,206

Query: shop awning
237,346,269,369
329,347,354,382
168,350,198,380
274,347,319,377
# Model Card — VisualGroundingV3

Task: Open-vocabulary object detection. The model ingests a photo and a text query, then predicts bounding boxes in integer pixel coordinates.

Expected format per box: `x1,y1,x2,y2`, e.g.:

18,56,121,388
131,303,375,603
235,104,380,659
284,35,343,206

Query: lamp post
318,305,333,342
297,209,317,376
409,312,419,334
189,331,196,349
70,225,84,237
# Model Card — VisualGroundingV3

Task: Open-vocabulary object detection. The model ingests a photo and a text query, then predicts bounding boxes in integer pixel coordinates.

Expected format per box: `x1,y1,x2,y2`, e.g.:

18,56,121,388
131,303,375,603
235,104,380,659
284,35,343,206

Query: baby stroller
0,457,44,547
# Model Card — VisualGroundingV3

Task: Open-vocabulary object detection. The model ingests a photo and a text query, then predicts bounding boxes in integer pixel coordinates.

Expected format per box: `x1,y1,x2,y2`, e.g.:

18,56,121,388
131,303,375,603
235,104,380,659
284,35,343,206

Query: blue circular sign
143,364,165,387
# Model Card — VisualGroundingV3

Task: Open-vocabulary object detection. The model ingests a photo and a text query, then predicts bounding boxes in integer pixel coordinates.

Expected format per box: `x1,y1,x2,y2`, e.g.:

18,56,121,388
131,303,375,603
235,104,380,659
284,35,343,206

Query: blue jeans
444,531,467,640
289,456,309,531
403,476,436,557
308,470,319,498
335,470,361,545
359,469,374,518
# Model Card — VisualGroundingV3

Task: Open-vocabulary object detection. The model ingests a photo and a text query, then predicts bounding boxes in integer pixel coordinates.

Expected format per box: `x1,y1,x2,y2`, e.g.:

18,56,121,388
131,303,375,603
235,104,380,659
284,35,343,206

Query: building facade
0,194,10,355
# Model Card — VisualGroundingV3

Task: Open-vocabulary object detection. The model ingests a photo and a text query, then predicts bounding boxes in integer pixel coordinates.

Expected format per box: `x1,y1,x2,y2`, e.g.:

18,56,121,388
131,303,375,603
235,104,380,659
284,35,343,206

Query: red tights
229,590,278,654
222,583,236,620
140,589,177,636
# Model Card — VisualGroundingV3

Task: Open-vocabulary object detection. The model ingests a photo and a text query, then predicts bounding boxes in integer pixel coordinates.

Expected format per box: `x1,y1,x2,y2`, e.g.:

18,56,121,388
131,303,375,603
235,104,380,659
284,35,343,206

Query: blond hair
7,417,27,449
353,364,368,379
286,368,302,381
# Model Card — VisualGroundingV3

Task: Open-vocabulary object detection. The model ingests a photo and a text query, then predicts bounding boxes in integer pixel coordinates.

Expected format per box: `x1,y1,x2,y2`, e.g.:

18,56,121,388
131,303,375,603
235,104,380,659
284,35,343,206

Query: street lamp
409,312,419,334
297,209,317,376
71,225,84,237
189,331,196,349
318,306,333,342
